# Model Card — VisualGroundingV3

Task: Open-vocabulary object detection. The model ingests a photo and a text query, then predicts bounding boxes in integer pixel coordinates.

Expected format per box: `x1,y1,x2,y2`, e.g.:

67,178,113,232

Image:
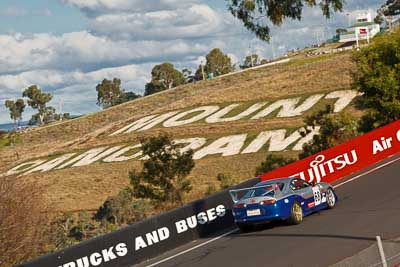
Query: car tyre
288,202,303,225
326,188,336,209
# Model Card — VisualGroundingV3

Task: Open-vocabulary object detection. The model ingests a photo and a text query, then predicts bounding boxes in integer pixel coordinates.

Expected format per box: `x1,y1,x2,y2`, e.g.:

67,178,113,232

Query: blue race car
229,177,337,231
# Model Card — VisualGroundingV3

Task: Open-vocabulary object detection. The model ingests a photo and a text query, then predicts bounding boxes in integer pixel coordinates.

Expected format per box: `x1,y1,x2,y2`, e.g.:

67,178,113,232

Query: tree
28,106,57,125
379,0,400,16
96,78,123,108
22,85,53,125
299,105,358,159
227,0,344,41
5,99,25,130
336,28,347,35
196,48,234,78
206,48,235,76
240,54,260,69
144,63,185,96
113,92,141,106
255,154,297,176
144,81,165,96
374,14,384,25
54,112,71,121
129,134,195,207
353,29,400,132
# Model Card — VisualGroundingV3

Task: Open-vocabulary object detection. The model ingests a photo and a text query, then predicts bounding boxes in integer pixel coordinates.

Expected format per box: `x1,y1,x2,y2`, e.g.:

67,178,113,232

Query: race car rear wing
229,184,279,203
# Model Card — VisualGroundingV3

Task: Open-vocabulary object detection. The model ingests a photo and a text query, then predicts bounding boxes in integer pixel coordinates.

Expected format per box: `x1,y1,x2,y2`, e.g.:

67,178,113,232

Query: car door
290,179,315,212
301,181,324,211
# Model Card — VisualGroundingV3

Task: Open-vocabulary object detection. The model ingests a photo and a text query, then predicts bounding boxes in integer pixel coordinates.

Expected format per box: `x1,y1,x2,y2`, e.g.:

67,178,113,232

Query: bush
95,188,150,225
205,184,218,196
68,211,96,241
217,173,235,189
50,213,77,251
353,28,400,132
255,154,297,176
299,105,358,159
50,190,152,252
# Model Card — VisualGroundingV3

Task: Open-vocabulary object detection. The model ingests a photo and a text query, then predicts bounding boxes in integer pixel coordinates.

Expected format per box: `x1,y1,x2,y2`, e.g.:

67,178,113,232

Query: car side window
290,179,310,191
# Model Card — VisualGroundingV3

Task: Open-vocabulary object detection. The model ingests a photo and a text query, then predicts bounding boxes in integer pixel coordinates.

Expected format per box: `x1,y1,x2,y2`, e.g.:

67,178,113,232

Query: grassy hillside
0,52,358,213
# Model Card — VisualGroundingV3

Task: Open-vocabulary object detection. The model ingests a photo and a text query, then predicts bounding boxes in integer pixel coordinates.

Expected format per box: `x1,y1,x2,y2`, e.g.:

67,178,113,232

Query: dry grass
0,175,47,266
0,52,357,213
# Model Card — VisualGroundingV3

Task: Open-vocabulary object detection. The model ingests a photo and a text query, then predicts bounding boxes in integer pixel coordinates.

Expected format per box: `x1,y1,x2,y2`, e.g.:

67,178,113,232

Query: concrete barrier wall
18,178,260,267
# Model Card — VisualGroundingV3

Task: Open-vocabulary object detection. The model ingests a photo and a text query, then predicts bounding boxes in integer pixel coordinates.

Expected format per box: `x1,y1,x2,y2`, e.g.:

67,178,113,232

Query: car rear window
242,183,284,199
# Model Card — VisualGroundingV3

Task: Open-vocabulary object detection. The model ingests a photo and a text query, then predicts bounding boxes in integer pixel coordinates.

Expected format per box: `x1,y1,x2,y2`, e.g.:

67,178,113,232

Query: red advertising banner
260,120,400,184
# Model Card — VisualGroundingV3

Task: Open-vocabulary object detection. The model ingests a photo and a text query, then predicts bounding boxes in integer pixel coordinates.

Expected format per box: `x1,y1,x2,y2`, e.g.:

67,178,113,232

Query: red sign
359,28,368,34
260,120,400,184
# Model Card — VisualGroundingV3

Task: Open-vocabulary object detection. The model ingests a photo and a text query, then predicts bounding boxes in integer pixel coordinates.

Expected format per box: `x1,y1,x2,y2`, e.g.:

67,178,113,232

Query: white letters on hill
111,90,358,136
1,90,358,178
163,106,220,127
4,127,319,177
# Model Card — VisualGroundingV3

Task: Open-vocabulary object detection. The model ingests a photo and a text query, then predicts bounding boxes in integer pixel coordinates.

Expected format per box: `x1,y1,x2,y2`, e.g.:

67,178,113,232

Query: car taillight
233,203,246,209
260,199,276,206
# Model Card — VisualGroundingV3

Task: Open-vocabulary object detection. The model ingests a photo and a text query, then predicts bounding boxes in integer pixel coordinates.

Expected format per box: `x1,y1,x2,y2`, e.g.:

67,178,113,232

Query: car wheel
237,223,253,232
288,202,303,225
326,188,336,209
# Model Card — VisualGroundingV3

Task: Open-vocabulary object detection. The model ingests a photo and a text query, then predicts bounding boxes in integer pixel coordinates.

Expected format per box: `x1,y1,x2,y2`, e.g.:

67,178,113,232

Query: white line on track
145,155,400,267
333,156,400,189
145,229,239,267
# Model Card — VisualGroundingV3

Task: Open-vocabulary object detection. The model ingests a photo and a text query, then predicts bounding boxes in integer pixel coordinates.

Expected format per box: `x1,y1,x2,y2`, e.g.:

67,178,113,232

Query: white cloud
0,7,53,17
0,31,210,74
0,0,382,124
63,0,199,14
0,64,150,91
89,4,226,40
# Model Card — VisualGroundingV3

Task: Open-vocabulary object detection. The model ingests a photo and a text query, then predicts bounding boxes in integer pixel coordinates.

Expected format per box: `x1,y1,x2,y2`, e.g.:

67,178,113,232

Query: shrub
255,154,297,176
206,184,218,196
217,173,235,189
95,188,150,225
353,28,400,132
299,105,359,159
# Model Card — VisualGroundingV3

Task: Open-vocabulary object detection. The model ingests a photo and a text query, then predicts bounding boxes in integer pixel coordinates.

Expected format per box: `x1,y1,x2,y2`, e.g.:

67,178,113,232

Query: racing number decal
312,186,322,206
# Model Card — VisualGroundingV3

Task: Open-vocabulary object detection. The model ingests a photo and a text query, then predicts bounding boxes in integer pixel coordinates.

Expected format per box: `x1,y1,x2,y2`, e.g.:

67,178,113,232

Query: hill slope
0,53,359,212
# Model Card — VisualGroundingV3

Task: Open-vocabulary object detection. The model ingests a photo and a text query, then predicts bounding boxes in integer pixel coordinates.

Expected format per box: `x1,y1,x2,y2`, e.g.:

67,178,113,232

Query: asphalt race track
137,154,400,267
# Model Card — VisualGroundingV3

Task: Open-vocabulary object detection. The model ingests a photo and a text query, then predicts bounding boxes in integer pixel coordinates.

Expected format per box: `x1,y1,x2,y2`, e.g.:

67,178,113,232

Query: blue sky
0,0,86,34
0,0,381,124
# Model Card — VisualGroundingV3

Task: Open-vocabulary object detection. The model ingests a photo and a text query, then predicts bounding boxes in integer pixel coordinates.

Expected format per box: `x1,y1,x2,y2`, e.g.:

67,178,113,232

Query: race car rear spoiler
229,184,278,203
